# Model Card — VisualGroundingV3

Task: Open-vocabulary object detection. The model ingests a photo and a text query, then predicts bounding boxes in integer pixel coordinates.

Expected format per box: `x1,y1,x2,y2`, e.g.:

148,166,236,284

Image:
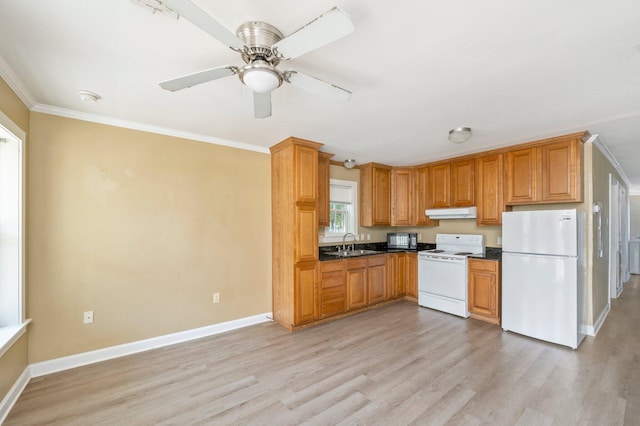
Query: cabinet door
428,163,451,208
317,152,333,227
360,163,392,226
476,154,505,226
541,138,581,202
320,260,346,318
295,205,318,262
386,253,398,299
294,145,318,203
414,166,438,226
368,256,387,304
396,253,406,296
405,253,418,298
505,147,538,204
391,168,414,226
468,259,500,324
346,259,368,310
451,159,475,207
294,262,319,325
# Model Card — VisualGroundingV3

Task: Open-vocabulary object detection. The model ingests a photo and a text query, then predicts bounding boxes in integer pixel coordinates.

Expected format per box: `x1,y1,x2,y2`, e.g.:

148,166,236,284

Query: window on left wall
0,112,27,355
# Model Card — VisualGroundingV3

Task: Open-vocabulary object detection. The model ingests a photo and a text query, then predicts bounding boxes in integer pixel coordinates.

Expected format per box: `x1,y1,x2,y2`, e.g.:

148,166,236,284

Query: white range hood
425,206,477,219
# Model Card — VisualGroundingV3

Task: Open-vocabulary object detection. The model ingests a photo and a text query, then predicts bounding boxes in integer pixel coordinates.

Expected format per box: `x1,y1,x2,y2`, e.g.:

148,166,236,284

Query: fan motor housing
236,21,284,65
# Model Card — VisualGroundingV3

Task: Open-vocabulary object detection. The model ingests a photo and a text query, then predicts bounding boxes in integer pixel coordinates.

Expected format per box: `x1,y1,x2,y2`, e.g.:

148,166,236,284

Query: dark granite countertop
319,242,435,261
468,247,502,261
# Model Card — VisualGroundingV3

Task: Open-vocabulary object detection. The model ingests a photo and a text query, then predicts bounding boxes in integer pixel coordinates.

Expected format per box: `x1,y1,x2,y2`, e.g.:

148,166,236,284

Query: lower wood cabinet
346,258,368,310
367,255,387,304
320,260,346,318
468,258,501,325
294,262,320,325
405,253,418,299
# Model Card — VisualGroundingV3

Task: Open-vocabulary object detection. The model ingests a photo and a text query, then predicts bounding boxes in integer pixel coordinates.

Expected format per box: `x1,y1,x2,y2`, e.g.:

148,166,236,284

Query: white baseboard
583,303,610,336
0,365,31,424
30,312,272,378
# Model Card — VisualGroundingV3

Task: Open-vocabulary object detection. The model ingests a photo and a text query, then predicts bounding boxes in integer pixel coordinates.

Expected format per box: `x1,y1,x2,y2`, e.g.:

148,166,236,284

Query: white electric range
418,234,485,317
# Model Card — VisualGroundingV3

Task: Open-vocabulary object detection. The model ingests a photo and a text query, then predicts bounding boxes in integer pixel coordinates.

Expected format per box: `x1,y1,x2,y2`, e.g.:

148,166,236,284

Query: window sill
0,319,31,359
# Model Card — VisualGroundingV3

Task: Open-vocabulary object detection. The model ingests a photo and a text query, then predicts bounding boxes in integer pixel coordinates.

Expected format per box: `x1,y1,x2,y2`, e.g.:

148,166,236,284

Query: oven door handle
419,255,465,263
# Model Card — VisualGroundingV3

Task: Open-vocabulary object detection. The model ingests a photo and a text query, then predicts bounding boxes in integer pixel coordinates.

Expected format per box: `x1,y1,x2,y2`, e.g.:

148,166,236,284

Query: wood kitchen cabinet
346,258,368,310
451,159,475,206
271,137,323,330
428,162,451,208
414,166,439,226
367,255,387,304
475,154,507,226
320,259,346,318
505,132,585,205
386,253,401,299
405,253,418,299
427,159,475,208
360,163,392,226
468,258,501,325
391,168,414,226
317,151,334,227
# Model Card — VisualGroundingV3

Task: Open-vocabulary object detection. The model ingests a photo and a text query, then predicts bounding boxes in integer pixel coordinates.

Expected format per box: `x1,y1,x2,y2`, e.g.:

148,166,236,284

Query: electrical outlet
497,236,502,246
83,311,94,324
213,292,220,303
418,234,422,241
367,234,371,241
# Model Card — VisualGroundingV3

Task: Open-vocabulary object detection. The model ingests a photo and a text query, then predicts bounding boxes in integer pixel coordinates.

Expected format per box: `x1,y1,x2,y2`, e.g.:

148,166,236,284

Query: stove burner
429,249,445,253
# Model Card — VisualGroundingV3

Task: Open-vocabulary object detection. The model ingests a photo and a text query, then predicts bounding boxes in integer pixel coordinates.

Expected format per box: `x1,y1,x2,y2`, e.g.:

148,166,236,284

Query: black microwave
387,232,418,250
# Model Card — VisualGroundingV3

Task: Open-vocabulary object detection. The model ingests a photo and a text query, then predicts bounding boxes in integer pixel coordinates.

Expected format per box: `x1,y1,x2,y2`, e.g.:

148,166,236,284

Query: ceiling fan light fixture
448,127,472,144
239,61,282,93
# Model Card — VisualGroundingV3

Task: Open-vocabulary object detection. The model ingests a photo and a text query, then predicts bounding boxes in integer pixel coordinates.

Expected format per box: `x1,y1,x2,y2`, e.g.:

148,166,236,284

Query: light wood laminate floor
7,276,640,425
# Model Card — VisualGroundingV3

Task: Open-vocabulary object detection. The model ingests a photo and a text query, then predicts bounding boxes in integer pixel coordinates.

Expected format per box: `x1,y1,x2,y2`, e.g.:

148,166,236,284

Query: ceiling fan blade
159,66,237,92
253,91,272,119
286,71,351,101
160,0,245,50
272,7,354,60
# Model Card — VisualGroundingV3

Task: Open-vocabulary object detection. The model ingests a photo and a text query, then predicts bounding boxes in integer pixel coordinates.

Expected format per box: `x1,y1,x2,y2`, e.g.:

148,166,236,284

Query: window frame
321,179,359,244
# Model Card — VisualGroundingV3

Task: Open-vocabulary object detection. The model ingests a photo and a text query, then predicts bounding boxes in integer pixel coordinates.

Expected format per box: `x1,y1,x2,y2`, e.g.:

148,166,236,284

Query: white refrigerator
502,209,585,349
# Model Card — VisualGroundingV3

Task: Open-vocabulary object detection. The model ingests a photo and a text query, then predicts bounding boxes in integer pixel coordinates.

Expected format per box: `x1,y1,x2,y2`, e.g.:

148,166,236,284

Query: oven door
418,254,467,300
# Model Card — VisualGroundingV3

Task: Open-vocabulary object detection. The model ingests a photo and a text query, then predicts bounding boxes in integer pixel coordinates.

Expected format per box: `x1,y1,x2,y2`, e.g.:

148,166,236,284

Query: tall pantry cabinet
270,137,323,330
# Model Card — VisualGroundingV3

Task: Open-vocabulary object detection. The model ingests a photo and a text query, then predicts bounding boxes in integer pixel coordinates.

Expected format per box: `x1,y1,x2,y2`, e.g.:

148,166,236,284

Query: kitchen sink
325,249,384,258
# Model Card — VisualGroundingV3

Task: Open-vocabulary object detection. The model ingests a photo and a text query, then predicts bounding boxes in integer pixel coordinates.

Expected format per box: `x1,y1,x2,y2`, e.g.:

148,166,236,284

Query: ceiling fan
157,0,355,118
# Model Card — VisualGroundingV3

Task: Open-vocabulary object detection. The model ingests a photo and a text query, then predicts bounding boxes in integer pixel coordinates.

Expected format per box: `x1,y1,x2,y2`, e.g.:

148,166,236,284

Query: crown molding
31,103,270,154
0,54,36,109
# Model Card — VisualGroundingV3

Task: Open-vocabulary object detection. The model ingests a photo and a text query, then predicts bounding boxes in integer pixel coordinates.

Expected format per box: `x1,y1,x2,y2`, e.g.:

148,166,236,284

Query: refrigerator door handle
502,252,577,259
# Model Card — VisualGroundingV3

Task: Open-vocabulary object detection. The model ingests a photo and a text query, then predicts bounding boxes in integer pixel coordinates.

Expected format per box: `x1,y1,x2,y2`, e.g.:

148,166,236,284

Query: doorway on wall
609,174,628,299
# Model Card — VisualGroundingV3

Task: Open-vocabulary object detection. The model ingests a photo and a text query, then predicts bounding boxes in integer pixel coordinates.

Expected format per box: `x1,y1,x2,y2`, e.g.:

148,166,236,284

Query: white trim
321,179,359,244
582,303,610,336
30,103,270,155
0,55,36,109
29,312,272,378
0,320,31,359
0,365,31,424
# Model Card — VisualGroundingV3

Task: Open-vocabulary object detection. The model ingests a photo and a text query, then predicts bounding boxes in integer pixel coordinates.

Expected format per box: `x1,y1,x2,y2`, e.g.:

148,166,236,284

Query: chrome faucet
342,233,357,251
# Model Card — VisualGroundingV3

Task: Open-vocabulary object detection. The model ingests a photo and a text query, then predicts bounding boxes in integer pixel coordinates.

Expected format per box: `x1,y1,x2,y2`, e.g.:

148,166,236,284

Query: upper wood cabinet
427,159,475,208
541,138,582,202
414,166,439,226
391,168,414,226
317,152,333,227
428,163,451,208
476,154,506,226
505,133,584,205
451,159,475,206
360,163,392,226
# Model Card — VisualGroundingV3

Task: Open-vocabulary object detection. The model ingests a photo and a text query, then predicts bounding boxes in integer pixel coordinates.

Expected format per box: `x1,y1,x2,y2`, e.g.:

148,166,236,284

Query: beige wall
27,112,272,363
0,79,29,403
589,141,627,325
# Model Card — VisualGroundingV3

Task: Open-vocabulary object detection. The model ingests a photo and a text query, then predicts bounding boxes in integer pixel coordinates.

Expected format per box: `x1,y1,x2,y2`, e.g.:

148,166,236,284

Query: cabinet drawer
368,255,386,267
469,259,498,272
346,258,368,269
322,286,346,317
321,259,345,273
